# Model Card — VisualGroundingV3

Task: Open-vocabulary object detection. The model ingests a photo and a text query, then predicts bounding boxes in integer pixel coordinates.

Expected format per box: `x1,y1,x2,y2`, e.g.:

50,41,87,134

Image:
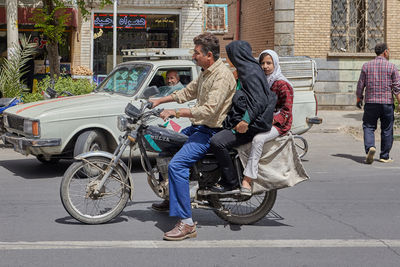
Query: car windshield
96,64,152,96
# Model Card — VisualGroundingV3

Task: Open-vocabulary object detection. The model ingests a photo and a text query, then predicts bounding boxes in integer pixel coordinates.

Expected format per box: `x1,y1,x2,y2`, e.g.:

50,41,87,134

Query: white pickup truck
2,49,321,163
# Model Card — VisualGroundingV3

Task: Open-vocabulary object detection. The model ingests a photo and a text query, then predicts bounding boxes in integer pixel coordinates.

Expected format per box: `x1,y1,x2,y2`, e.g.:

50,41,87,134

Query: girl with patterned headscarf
240,49,294,195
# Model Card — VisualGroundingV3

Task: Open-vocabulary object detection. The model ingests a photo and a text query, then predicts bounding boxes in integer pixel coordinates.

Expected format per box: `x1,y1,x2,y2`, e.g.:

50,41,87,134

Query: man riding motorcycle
149,32,236,241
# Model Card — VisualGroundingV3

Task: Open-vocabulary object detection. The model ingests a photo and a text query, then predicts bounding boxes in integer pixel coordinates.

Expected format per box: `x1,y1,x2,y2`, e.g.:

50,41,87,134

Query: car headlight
117,115,128,132
24,119,40,137
3,114,9,127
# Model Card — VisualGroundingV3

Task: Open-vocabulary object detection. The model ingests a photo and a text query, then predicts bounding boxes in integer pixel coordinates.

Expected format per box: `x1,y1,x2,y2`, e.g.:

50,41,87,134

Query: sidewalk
309,110,400,140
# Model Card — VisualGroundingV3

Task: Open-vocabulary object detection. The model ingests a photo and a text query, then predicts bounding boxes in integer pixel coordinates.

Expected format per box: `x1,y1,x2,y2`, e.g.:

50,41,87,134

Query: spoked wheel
209,190,277,225
60,156,130,224
293,135,308,158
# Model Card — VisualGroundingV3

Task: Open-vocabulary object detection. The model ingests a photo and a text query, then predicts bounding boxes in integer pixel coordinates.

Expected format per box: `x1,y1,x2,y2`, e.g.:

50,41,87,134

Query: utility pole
113,0,118,68
6,0,19,59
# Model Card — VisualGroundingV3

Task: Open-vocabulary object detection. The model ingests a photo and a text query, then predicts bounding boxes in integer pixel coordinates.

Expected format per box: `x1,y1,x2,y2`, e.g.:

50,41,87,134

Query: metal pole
90,9,94,72
113,0,117,69
6,0,18,59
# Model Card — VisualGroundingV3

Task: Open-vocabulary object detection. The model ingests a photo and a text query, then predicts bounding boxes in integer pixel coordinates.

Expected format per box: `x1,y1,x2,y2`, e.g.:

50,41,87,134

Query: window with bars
204,4,228,33
330,0,385,53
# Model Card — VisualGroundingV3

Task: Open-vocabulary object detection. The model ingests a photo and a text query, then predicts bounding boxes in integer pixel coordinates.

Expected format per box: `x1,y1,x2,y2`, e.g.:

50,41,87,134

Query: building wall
78,0,203,69
79,17,91,69
274,0,294,56
205,0,237,59
293,0,330,58
386,0,400,58
292,0,400,108
239,0,274,57
206,0,274,58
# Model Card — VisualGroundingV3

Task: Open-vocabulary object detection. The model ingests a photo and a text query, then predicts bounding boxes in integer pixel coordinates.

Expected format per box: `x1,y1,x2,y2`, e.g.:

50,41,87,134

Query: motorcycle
60,99,277,225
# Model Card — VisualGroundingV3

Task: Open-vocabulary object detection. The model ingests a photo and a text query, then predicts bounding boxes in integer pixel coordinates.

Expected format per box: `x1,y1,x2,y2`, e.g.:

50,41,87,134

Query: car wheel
36,155,60,164
73,130,108,157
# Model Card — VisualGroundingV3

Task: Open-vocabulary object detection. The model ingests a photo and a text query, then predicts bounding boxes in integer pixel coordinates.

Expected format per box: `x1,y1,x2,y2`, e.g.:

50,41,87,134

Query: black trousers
210,129,256,187
362,103,394,159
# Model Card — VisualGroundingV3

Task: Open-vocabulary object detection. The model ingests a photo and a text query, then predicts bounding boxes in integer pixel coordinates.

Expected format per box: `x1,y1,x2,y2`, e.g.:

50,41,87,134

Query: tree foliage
32,0,113,78
22,75,96,103
0,35,37,98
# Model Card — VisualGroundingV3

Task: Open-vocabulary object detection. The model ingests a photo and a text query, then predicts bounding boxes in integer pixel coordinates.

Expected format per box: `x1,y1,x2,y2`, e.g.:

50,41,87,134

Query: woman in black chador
210,40,277,193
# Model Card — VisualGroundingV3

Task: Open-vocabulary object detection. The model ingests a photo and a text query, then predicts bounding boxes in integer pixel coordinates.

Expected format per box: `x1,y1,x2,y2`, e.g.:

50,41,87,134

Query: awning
0,7,78,27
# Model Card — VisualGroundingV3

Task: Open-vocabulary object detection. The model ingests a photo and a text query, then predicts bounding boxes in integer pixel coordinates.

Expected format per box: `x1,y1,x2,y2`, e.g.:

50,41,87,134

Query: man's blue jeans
363,103,394,160
168,125,220,219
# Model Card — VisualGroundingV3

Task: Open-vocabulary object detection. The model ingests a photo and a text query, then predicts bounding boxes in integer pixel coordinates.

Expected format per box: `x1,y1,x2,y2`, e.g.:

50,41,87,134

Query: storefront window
93,13,179,78
0,25,72,91
0,26,71,61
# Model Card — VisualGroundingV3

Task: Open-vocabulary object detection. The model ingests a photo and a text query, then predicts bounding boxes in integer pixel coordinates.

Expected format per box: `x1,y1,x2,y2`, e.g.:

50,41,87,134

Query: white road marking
1,239,400,250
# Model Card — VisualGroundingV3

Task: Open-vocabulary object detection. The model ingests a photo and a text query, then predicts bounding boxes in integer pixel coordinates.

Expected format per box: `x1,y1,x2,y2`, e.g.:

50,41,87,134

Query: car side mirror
142,85,160,99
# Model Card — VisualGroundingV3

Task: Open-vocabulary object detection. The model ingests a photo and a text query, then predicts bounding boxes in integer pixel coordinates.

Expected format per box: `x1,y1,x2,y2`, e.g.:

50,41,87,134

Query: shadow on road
121,207,289,232
0,158,72,179
55,215,128,225
331,153,366,164
343,113,363,121
54,201,289,231
0,157,145,179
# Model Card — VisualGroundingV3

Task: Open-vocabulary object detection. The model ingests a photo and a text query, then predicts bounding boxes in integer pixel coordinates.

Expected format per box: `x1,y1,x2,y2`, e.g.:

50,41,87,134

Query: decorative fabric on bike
236,133,309,193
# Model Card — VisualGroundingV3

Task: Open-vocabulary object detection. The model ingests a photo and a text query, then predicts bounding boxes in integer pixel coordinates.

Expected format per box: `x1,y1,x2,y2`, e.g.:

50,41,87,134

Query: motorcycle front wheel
209,190,277,225
60,156,130,224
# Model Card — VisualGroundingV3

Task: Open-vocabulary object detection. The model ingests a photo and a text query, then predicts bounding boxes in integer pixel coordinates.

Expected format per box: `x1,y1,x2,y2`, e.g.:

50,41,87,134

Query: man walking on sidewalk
356,43,400,164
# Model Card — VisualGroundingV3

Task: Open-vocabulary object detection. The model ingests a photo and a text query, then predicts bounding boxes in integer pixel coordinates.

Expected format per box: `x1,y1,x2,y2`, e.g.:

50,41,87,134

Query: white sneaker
379,158,393,163
365,147,376,164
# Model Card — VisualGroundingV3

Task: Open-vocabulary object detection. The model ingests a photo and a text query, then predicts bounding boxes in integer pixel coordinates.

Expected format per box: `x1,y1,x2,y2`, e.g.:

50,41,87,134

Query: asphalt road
0,132,400,267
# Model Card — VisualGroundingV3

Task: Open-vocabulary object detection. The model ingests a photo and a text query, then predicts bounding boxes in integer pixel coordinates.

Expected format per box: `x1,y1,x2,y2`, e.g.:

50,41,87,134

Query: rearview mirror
142,85,160,99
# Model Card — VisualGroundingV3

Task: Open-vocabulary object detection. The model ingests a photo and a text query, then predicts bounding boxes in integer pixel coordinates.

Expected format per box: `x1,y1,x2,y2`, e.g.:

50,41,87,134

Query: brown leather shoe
163,221,197,241
151,199,169,212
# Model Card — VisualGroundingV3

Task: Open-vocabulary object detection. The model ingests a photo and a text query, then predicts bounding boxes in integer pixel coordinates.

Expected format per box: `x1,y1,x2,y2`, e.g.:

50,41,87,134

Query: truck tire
73,130,108,157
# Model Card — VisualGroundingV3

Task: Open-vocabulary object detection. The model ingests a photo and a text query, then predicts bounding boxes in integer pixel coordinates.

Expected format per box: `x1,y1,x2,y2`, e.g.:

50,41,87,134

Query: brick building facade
3,0,398,107
293,0,400,108
206,0,400,108
205,0,275,58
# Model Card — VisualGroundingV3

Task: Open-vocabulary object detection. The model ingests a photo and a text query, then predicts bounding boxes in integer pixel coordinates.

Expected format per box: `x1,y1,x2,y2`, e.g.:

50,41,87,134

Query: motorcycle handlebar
146,101,154,109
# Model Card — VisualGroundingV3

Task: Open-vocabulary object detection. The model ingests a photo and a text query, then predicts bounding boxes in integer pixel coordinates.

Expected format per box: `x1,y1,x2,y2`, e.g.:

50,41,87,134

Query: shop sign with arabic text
94,14,147,29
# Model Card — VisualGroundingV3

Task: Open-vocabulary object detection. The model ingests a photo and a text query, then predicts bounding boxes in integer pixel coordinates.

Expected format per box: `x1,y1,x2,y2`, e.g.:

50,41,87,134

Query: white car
2,55,321,163
3,59,198,163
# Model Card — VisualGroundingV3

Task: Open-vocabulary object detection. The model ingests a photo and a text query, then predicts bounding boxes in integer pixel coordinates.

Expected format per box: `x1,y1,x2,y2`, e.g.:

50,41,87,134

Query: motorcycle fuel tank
143,125,188,153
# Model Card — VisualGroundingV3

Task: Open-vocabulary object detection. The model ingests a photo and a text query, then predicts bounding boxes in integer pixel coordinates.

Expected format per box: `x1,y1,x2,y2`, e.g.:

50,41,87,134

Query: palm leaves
0,35,37,98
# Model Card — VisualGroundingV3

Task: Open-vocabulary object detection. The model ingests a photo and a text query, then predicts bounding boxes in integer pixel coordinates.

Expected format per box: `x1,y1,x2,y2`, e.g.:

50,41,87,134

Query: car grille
7,115,24,132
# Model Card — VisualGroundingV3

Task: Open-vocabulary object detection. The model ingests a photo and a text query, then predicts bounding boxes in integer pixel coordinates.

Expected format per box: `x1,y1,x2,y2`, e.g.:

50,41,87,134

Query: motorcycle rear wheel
60,156,130,224
209,190,277,225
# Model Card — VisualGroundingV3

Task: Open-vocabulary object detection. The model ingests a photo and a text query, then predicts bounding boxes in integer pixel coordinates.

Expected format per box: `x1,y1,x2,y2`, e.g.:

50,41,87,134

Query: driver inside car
158,70,184,96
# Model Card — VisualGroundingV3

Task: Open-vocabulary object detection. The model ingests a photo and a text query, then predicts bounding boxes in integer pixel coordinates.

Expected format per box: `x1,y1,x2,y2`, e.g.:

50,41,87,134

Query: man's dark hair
375,43,388,56
193,32,220,61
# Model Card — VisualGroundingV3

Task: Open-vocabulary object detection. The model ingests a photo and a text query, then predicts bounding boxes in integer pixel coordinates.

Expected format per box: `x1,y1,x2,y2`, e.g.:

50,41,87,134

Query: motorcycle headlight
24,119,40,137
117,115,128,132
3,114,9,127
